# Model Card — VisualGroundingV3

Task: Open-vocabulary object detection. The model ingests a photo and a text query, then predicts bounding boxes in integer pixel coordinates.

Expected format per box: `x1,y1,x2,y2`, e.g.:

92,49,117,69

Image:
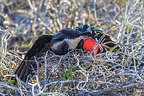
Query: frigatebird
12,28,93,83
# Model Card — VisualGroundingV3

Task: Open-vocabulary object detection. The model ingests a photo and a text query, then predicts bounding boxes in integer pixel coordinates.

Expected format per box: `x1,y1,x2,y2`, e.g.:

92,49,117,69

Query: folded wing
12,35,53,83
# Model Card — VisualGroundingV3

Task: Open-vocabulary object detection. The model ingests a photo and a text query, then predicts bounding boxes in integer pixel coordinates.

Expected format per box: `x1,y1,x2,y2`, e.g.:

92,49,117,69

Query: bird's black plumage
12,28,92,83
52,28,81,40
12,26,120,84
12,35,53,83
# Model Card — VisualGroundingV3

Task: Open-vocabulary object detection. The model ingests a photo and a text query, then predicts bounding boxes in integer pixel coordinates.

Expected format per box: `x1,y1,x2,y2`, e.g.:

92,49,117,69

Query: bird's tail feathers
12,59,35,85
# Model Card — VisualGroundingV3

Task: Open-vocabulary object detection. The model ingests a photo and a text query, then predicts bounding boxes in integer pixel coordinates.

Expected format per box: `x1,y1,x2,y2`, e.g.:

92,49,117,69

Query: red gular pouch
83,38,99,56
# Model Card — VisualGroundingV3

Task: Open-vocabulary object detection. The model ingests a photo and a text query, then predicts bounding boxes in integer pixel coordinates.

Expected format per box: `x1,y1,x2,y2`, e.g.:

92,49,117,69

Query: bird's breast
66,37,83,50
50,36,83,52
50,41,64,51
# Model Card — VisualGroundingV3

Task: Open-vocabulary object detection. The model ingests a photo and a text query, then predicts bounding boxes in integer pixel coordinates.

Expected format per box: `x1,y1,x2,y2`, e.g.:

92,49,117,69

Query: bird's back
52,28,81,40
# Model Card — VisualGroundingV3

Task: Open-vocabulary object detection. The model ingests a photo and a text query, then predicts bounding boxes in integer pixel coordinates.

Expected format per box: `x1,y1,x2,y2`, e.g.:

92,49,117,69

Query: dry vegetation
0,0,144,96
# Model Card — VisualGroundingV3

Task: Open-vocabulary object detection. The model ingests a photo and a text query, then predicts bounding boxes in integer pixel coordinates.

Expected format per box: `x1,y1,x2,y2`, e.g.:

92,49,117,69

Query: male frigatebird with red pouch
12,24,119,84
12,28,95,83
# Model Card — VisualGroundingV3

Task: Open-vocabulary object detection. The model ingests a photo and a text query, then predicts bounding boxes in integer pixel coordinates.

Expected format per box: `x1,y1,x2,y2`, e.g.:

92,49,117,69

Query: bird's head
75,24,103,39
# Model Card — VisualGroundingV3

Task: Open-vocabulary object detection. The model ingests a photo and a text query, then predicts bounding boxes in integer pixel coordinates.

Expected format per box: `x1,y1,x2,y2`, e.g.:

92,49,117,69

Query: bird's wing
52,41,69,55
52,31,65,41
13,35,53,83
53,28,81,40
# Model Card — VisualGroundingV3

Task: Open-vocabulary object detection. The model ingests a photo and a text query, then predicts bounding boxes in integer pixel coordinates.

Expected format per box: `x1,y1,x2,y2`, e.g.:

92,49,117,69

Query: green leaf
71,73,75,76
66,73,69,78
14,85,18,88
126,25,132,30
6,89,9,93
62,77,65,80
62,74,65,77
10,80,15,84
65,68,68,71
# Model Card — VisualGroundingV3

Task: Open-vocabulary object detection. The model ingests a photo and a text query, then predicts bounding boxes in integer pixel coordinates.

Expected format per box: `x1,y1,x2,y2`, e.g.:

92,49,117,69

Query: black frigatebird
12,28,92,83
